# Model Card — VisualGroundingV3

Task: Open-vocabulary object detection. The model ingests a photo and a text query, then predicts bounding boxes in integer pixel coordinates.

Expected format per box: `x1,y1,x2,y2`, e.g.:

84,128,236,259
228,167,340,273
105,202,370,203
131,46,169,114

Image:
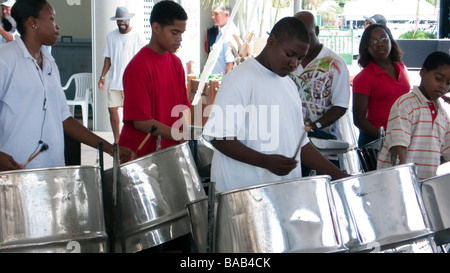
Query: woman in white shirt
0,0,134,171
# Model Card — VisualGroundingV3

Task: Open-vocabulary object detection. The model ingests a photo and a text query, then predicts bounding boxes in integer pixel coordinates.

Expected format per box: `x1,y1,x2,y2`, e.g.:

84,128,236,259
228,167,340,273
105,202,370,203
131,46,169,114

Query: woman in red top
352,24,410,147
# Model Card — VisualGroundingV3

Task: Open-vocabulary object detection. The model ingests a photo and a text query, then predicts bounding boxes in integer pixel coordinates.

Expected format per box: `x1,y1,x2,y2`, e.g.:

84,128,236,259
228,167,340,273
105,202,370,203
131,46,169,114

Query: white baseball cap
1,0,15,7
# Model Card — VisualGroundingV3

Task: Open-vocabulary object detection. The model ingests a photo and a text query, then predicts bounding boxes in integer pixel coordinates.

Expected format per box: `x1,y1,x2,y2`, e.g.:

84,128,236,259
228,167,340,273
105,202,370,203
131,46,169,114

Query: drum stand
356,127,385,172
309,137,350,175
206,182,216,253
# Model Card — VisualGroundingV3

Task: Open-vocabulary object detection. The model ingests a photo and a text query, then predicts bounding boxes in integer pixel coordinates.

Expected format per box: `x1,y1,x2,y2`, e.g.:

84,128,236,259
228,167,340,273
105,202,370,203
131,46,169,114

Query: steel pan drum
186,196,217,253
331,164,433,252
0,166,107,253
103,142,206,253
420,173,450,245
213,176,347,253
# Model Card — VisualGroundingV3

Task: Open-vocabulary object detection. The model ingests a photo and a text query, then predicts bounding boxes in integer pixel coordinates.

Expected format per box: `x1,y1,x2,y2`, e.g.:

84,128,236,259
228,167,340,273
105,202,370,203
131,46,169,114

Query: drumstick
293,126,312,159
21,144,49,168
136,125,158,153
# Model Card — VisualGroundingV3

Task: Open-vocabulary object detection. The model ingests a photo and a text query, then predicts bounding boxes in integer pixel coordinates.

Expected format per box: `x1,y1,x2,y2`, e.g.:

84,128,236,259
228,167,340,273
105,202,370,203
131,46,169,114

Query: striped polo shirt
377,86,450,180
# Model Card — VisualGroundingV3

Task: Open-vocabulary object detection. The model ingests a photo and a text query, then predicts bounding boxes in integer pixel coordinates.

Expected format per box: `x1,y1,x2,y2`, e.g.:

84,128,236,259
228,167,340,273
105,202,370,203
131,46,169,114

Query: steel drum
0,166,107,253
212,176,347,253
186,195,218,253
331,164,434,252
420,173,450,246
103,142,206,253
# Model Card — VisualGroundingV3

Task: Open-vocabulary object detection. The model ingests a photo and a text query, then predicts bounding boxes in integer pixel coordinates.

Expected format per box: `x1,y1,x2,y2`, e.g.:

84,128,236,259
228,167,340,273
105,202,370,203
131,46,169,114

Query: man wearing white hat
98,7,145,143
0,0,16,45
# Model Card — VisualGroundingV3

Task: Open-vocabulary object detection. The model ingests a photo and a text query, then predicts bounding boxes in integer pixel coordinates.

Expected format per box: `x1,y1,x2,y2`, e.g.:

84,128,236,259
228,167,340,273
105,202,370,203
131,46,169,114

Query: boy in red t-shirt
119,1,191,158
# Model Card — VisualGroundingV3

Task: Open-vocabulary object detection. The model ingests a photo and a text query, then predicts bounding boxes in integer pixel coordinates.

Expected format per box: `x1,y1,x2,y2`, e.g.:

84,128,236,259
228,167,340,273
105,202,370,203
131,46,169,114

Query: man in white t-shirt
203,17,347,193
290,11,350,173
98,7,145,143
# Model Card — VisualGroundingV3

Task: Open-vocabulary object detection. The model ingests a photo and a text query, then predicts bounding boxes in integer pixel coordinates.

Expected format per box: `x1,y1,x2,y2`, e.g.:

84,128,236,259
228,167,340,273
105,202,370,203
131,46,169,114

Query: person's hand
304,118,313,132
98,78,105,91
0,152,21,172
263,154,298,176
119,146,136,164
442,95,450,104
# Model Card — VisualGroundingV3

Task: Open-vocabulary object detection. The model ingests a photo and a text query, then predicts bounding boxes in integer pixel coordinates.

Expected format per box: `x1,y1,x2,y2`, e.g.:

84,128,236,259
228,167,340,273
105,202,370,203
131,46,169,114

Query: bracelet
100,76,105,80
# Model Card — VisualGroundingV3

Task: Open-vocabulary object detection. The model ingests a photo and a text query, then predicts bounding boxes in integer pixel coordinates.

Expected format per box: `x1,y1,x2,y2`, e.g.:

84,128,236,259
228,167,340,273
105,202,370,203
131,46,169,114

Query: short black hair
270,17,310,45
150,0,187,28
422,51,450,71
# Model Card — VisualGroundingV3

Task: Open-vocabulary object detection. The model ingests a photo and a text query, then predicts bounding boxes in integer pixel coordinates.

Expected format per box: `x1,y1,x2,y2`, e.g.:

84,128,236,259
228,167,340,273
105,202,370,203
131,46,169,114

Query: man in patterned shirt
377,51,450,179
290,11,350,173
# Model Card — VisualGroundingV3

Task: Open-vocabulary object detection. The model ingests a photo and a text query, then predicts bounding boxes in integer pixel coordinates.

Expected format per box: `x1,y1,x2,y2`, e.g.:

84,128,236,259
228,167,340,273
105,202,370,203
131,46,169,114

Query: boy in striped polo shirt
377,51,450,179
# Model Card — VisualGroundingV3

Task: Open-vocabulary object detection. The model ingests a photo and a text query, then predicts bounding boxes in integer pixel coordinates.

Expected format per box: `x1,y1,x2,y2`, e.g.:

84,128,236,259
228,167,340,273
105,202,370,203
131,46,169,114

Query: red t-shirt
353,61,410,129
119,46,191,157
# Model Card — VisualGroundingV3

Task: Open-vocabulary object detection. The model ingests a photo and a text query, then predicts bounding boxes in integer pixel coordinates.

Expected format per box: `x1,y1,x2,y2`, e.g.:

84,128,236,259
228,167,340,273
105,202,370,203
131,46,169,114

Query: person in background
0,0,134,172
210,3,239,75
290,11,350,175
352,24,410,148
119,0,191,158
0,0,17,45
203,17,348,193
98,7,145,143
377,51,450,180
364,14,387,28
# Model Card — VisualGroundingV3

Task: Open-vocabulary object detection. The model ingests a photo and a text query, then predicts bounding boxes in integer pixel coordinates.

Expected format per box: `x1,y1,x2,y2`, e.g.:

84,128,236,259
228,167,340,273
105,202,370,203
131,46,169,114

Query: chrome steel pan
103,142,206,253
214,176,347,253
0,166,107,253
420,173,450,245
331,164,432,252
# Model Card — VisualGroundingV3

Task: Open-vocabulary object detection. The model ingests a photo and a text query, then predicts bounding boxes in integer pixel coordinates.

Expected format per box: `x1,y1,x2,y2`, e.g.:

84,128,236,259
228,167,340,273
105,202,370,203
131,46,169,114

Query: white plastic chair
62,73,92,128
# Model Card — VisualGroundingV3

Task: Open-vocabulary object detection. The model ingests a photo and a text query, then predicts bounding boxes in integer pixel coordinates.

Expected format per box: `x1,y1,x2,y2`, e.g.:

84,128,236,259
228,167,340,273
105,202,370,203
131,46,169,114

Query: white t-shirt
103,28,145,90
290,46,350,140
203,58,308,192
0,39,72,169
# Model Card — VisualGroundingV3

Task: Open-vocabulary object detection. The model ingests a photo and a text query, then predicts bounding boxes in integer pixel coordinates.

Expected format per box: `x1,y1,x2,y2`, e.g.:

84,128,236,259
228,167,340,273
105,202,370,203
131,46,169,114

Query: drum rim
0,165,100,176
218,175,332,197
330,163,417,184
118,142,191,168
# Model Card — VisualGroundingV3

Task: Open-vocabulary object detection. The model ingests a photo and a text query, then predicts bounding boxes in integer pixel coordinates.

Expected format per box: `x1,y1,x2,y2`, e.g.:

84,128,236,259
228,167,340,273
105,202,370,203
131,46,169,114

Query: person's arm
389,146,407,165
98,57,111,91
225,62,234,74
0,26,13,42
0,151,21,172
300,142,349,180
310,106,347,131
353,92,379,138
210,138,298,177
442,94,450,104
133,108,191,142
63,117,135,163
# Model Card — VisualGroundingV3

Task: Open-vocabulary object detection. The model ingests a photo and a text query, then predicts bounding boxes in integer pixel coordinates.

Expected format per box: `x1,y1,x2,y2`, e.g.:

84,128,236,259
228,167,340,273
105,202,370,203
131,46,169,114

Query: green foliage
399,30,437,39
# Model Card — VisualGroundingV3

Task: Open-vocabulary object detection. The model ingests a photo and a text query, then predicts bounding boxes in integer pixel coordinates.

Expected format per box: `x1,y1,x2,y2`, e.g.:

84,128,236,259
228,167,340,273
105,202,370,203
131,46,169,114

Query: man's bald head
294,11,321,53
294,11,317,31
